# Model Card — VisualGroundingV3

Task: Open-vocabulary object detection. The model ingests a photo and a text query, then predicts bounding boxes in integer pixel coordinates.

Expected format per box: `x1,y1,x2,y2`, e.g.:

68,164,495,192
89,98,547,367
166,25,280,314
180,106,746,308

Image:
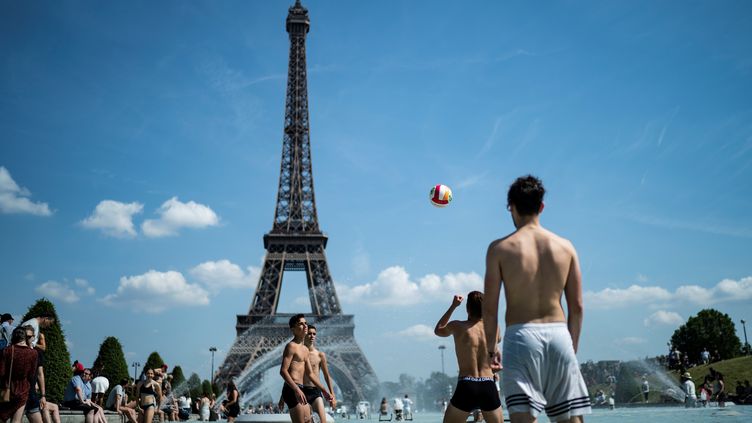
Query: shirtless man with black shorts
280,314,333,423
482,175,591,423
434,292,503,423
302,325,336,422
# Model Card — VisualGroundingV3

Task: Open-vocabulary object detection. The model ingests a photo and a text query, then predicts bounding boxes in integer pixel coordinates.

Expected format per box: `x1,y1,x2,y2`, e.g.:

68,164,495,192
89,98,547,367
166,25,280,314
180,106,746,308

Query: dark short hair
466,291,483,319
11,326,27,344
507,175,545,216
1,313,12,323
307,325,316,331
288,314,305,328
120,378,129,386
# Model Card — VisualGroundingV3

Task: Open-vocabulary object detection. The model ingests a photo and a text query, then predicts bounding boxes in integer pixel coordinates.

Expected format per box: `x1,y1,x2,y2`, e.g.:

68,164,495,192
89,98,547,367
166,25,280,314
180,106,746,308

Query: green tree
21,299,71,403
422,372,454,407
398,373,416,395
171,365,186,391
614,362,641,403
92,337,129,389
670,309,742,363
144,351,165,374
201,380,213,396
187,373,202,399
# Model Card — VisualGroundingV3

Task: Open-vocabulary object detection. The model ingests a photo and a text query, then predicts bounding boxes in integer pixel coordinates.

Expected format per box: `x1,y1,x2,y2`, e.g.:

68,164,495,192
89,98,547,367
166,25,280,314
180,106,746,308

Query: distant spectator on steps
20,314,55,351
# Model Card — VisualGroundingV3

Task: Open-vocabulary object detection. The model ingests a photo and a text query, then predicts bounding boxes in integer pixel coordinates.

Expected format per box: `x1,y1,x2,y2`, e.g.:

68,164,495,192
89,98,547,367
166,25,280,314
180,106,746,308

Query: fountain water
630,359,686,402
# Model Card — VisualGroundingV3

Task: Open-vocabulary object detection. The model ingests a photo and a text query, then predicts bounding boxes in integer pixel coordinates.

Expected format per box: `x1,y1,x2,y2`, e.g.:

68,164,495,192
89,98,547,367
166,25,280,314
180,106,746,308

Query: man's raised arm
434,295,463,337
483,243,502,367
563,246,584,353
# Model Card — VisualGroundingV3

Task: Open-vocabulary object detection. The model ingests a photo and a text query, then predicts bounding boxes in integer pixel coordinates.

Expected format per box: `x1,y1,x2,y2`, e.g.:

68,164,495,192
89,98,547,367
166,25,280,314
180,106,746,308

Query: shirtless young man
280,314,333,423
302,325,336,422
434,292,503,423
482,175,591,423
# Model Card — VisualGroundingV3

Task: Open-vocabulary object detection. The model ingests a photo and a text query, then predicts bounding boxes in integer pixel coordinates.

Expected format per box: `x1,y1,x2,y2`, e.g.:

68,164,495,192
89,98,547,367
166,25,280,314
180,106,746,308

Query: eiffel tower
216,0,379,405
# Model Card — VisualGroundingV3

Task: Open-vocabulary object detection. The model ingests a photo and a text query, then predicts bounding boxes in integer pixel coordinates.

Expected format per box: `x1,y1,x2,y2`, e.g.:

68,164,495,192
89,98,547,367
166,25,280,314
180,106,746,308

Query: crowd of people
0,311,247,423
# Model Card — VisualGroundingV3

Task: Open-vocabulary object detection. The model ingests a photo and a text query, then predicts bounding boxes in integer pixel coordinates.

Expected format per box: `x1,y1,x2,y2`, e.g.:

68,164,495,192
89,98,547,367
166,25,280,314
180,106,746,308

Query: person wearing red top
0,327,39,423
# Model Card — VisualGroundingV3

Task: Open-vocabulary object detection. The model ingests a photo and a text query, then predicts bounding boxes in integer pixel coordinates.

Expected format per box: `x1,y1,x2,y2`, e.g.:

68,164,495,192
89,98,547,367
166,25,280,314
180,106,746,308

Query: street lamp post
438,345,446,375
209,347,217,385
132,362,140,382
742,320,749,354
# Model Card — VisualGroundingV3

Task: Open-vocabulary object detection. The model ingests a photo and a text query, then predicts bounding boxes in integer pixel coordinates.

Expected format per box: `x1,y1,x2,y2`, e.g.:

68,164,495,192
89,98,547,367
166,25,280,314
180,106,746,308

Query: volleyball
429,184,453,207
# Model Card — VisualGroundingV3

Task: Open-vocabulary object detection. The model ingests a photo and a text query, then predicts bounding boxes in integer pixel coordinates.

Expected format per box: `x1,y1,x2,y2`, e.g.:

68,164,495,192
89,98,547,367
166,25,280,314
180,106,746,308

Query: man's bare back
484,223,583,354
435,295,494,378
435,293,502,423
481,175,589,423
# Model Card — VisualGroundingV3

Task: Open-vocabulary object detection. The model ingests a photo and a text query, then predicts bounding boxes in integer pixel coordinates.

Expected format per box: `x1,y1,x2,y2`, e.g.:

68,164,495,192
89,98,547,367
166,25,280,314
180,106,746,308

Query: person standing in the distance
279,314,333,423
224,382,240,423
434,292,503,423
482,175,591,423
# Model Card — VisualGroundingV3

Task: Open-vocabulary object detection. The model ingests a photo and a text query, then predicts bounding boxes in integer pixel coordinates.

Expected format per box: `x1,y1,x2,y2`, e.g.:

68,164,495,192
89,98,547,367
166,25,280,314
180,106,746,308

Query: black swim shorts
450,377,501,412
302,386,323,404
282,383,304,409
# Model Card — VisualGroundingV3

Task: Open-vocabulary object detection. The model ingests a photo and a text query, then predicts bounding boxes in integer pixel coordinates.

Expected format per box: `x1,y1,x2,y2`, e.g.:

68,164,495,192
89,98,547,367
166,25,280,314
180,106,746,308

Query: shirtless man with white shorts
435,292,503,423
482,175,591,423
280,314,334,423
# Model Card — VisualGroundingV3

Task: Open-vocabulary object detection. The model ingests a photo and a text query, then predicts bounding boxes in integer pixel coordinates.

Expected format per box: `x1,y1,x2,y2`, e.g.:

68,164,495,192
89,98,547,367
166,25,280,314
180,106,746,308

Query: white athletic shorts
502,322,591,421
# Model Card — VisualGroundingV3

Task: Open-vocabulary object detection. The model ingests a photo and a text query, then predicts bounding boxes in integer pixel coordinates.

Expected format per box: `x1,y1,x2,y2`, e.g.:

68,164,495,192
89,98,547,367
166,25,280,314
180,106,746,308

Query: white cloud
81,200,143,238
100,270,210,313
189,259,260,293
74,278,96,295
586,277,752,309
0,166,52,216
142,197,219,237
35,281,80,303
644,310,684,327
391,324,436,341
34,278,96,303
585,285,673,309
336,266,482,306
614,337,647,346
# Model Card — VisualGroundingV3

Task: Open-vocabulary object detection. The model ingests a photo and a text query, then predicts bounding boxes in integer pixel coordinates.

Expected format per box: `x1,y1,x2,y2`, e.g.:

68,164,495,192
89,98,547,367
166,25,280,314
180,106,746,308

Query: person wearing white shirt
21,313,55,350
91,375,110,406
682,372,697,408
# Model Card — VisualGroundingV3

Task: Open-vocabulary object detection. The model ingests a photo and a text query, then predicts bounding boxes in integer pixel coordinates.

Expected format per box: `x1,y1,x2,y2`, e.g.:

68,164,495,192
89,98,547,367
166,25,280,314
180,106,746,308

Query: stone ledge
24,410,125,423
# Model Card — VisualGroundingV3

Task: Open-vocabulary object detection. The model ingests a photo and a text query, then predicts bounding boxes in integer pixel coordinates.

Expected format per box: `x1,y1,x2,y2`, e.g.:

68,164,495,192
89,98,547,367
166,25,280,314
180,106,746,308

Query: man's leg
480,407,503,423
10,405,27,423
311,397,326,423
441,404,471,423
43,402,62,423
26,411,44,423
124,407,139,423
288,404,311,423
509,412,536,423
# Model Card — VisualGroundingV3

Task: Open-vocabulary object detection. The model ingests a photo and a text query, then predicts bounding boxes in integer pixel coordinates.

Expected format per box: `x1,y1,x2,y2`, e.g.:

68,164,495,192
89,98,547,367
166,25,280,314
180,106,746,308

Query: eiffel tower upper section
246,0,342,319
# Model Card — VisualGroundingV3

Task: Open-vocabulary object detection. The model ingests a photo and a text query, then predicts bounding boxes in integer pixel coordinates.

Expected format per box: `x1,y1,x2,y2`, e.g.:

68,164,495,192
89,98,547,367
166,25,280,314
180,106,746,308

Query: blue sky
2,0,751,390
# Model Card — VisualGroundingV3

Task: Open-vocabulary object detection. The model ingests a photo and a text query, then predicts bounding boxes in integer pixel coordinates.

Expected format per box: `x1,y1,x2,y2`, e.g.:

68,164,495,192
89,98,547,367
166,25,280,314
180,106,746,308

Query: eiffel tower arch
216,1,379,405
